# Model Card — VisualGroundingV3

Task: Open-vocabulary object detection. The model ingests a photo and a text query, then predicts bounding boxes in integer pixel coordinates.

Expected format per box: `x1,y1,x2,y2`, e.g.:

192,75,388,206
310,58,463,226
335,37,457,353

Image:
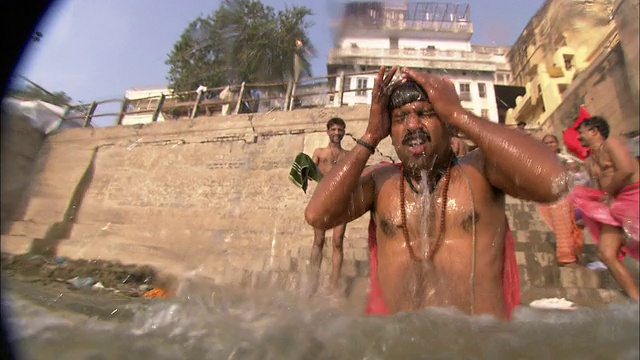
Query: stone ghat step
228,269,630,310
520,286,628,308
2,233,628,295
0,235,33,255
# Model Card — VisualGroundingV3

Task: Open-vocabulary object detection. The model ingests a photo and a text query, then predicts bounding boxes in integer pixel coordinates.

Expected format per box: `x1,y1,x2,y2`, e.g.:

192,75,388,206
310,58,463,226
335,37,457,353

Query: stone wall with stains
2,104,632,308
536,42,639,140
1,106,396,297
1,111,46,234
613,0,639,111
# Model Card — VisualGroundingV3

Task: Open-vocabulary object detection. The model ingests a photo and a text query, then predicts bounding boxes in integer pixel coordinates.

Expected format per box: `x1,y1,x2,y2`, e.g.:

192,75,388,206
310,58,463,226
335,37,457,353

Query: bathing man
305,66,566,320
309,117,350,296
571,116,639,300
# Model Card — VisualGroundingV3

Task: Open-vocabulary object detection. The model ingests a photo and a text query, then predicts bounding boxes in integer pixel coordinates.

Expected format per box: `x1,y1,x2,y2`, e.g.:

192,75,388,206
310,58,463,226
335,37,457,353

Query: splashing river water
3,277,639,360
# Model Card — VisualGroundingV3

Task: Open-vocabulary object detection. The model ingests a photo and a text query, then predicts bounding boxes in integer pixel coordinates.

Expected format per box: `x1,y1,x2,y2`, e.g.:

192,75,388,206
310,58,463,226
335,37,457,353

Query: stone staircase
506,196,637,307
206,196,637,310
2,197,636,310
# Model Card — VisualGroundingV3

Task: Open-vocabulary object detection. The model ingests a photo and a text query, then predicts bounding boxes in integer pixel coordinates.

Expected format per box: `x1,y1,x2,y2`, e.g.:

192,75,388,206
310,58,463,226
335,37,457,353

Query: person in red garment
568,116,640,301
563,105,592,160
537,134,584,266
305,66,566,320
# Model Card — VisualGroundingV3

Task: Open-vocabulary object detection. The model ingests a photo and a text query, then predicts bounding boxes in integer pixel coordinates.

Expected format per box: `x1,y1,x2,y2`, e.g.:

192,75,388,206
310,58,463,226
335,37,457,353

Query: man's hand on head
365,65,398,145
400,68,466,124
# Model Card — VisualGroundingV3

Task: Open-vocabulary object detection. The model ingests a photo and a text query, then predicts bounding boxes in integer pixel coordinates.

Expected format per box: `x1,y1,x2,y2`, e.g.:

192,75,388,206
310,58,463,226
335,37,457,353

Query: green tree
165,0,314,93
165,16,228,93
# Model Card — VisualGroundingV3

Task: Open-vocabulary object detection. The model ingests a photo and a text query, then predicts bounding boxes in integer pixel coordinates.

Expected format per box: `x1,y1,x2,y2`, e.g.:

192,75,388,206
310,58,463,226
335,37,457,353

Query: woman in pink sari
538,134,584,266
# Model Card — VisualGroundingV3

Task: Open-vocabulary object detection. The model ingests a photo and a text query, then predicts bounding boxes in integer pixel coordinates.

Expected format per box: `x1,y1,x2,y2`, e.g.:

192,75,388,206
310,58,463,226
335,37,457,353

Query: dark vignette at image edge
1,1,55,359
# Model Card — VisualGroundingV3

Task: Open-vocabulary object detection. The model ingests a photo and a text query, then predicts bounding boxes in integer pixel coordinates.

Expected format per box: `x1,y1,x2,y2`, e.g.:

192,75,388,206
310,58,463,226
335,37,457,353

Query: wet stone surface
1,253,173,299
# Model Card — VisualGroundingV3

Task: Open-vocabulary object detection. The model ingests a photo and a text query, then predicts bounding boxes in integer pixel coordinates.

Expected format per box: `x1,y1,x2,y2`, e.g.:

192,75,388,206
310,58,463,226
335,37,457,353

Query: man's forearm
607,172,633,196
449,111,565,200
305,133,377,225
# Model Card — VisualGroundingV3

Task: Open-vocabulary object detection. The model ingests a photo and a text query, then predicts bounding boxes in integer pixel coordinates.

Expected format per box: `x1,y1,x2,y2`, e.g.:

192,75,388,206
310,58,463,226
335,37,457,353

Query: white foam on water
3,279,639,360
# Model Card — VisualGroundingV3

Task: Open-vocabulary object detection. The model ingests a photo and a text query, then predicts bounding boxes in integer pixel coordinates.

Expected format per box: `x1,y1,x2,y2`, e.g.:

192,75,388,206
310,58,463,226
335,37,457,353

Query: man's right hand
365,66,398,144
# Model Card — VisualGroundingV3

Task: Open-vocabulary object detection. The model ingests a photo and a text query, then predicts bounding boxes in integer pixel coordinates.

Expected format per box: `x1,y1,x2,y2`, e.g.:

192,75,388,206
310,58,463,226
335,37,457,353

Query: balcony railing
344,19,473,33
49,70,387,127
328,47,495,63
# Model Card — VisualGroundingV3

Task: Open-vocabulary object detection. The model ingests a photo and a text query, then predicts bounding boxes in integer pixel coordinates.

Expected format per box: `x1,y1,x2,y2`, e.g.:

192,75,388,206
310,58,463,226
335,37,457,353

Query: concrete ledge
0,235,33,254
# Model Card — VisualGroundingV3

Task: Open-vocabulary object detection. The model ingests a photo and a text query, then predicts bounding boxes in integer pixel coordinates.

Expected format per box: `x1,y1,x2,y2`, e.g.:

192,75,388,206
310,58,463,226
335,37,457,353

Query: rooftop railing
57,69,387,128
328,47,496,63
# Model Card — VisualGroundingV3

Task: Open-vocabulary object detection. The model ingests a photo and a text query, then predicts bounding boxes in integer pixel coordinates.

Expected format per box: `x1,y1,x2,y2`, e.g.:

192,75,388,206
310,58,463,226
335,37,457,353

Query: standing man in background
309,117,350,296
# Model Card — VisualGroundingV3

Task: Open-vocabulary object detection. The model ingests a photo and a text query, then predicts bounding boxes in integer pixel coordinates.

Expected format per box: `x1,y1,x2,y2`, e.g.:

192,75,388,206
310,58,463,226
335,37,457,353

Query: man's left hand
401,67,466,124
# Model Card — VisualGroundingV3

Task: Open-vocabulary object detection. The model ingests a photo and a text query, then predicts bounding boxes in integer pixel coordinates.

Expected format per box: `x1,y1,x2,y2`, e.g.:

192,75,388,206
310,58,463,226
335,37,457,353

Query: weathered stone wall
2,105,631,307
613,0,640,110
537,42,639,139
1,106,398,291
1,111,46,233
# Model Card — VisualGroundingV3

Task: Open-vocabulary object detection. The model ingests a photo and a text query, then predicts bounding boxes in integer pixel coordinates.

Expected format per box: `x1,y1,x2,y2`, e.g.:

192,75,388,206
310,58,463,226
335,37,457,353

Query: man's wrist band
356,139,376,154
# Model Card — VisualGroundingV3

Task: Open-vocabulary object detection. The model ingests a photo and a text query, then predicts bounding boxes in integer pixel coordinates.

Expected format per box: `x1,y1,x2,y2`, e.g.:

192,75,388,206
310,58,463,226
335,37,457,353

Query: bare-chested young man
309,117,350,296
572,116,640,300
305,66,565,320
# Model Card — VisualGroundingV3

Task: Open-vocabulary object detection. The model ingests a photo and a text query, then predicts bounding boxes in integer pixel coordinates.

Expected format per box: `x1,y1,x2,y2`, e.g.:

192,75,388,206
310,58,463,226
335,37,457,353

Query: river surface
3,277,639,360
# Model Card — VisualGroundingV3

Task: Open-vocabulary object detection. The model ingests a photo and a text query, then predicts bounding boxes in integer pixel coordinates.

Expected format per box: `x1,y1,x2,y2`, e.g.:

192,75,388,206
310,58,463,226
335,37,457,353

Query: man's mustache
402,129,431,144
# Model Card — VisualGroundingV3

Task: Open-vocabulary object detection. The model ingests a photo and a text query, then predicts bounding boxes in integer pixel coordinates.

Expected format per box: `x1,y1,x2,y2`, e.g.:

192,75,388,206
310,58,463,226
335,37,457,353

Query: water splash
551,170,575,198
418,169,431,259
4,285,639,360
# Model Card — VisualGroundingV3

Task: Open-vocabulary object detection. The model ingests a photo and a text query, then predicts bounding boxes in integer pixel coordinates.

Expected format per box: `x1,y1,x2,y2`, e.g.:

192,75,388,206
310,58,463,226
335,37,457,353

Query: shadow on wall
0,111,46,233
29,149,97,256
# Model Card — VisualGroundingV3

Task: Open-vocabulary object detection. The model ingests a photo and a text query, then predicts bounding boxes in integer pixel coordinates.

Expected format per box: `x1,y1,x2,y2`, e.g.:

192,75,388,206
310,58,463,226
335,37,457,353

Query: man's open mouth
403,131,431,154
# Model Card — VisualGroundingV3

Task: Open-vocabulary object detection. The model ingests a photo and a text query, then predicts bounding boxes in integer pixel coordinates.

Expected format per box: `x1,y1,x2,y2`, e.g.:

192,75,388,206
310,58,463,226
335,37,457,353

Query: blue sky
16,0,544,125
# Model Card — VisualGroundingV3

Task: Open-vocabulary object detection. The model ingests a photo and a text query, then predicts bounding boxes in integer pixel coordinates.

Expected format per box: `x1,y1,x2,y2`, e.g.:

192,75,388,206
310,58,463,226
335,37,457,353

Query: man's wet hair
326,117,346,129
387,80,458,135
581,116,610,139
388,80,429,114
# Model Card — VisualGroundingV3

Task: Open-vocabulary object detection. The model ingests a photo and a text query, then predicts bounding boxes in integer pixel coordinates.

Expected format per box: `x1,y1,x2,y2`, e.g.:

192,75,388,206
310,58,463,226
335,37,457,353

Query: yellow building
505,0,617,127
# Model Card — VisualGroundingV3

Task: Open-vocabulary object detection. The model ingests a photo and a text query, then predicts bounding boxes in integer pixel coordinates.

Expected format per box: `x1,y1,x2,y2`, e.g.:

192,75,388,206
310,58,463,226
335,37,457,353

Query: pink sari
566,182,639,260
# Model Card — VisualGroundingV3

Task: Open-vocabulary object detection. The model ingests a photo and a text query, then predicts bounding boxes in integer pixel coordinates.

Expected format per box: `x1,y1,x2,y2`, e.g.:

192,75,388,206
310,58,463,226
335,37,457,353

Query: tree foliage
166,0,315,93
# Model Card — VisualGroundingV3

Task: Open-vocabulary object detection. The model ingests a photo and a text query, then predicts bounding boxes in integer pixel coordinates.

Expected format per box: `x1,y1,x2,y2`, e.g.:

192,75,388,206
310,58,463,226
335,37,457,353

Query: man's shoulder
364,162,400,177
604,136,628,148
312,147,328,155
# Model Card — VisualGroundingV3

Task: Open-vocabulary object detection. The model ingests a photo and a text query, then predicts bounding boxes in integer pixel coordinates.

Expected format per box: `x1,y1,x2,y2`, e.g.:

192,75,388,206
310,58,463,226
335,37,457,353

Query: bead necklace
399,162,453,262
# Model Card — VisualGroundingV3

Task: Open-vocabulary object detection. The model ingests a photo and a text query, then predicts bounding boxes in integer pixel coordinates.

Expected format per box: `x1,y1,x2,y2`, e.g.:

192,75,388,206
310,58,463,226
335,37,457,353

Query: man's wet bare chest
374,182,481,239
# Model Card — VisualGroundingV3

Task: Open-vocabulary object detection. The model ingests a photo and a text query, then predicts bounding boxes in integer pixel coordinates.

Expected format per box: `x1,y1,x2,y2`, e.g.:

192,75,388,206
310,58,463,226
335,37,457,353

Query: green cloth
289,152,323,193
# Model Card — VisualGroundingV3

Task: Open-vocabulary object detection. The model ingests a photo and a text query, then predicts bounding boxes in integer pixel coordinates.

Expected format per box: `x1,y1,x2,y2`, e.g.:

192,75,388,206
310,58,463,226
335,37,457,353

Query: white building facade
121,85,173,126
328,1,512,123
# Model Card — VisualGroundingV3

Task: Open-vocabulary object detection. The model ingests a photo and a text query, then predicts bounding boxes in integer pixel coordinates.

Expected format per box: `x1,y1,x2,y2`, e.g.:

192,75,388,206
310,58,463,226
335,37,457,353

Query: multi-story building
326,1,513,123
121,85,173,125
504,0,617,127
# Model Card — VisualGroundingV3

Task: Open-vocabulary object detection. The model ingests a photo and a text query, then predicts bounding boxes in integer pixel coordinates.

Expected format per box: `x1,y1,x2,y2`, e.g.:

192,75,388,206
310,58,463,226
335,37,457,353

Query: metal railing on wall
61,69,386,128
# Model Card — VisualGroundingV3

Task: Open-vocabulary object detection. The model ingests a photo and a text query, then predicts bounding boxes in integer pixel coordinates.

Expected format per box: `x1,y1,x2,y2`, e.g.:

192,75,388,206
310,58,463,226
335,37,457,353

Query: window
538,84,546,112
356,77,368,96
390,37,399,50
478,83,487,98
459,83,471,101
558,84,568,97
563,54,574,71
132,98,158,111
481,109,489,118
